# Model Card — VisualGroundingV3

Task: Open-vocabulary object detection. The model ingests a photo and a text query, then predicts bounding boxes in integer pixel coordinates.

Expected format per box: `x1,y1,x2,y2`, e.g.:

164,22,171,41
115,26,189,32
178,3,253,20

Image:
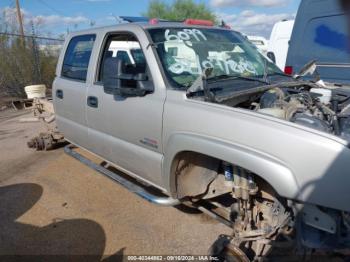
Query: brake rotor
209,235,250,262
221,244,250,262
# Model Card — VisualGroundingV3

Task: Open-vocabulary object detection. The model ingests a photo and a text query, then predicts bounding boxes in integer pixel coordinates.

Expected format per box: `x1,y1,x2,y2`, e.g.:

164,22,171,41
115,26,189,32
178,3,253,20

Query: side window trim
61,34,96,82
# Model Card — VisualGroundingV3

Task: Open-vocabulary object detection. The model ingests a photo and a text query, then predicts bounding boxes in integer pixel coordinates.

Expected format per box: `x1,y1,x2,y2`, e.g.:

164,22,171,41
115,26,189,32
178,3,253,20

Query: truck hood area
190,79,350,144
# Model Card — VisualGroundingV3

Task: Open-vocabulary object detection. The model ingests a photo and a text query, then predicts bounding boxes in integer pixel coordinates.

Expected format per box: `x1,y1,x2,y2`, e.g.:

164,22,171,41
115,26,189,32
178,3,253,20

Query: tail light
183,19,214,26
284,66,293,75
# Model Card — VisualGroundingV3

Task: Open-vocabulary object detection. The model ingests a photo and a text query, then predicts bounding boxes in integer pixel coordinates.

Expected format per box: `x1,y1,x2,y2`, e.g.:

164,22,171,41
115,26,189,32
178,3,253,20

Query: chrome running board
64,145,181,206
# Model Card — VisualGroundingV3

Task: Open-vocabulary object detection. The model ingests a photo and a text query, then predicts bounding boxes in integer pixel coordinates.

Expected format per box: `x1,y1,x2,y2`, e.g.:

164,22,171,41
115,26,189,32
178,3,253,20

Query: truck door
53,34,96,147
86,31,166,188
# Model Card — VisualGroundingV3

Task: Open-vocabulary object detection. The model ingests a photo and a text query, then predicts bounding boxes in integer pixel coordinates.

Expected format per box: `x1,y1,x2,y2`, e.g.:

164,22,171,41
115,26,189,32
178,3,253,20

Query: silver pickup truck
53,18,350,260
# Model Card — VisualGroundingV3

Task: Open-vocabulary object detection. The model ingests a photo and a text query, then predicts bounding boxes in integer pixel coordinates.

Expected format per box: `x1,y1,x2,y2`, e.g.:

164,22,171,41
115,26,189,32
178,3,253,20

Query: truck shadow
0,183,113,261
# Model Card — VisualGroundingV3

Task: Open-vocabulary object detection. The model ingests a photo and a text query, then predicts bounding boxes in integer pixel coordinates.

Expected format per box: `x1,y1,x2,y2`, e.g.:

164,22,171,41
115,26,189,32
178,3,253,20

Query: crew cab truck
54,18,350,260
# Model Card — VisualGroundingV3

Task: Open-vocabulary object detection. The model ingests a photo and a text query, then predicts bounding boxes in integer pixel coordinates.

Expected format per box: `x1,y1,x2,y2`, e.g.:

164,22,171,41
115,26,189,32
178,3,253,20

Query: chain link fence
0,32,64,104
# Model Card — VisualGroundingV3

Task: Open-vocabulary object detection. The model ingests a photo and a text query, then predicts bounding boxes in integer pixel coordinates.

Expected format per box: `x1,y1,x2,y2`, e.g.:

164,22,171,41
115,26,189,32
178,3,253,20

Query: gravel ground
0,109,231,261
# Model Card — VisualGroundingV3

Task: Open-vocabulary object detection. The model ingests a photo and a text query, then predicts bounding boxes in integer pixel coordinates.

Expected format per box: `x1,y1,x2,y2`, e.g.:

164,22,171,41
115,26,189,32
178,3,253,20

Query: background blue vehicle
286,0,350,84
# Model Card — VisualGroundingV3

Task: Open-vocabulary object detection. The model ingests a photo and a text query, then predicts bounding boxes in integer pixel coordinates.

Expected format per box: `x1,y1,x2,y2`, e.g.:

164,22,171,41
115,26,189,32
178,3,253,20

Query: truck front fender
163,133,299,199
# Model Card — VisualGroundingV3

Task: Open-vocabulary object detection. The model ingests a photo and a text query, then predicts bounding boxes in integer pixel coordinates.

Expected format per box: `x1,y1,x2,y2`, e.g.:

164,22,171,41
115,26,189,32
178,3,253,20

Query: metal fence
0,32,64,100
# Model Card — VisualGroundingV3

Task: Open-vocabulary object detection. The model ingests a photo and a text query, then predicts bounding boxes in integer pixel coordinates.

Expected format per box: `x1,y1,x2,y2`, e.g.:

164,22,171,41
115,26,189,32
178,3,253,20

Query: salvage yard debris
25,98,65,151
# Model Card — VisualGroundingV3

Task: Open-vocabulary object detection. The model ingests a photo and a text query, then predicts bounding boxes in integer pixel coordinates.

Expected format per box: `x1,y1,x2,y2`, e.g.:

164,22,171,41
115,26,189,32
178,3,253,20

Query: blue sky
0,0,301,38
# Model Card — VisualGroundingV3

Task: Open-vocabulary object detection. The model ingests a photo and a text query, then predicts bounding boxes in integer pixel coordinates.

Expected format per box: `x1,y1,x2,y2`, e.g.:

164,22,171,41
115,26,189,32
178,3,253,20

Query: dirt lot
0,109,231,260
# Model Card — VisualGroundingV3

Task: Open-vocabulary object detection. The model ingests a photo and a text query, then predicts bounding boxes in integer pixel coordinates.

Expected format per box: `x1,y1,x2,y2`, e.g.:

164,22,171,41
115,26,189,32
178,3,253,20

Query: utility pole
31,22,41,84
15,0,25,44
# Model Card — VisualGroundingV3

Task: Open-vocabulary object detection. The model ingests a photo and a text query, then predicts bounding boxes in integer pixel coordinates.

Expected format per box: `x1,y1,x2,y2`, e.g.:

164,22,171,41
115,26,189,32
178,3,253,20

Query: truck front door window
98,35,147,85
116,51,132,64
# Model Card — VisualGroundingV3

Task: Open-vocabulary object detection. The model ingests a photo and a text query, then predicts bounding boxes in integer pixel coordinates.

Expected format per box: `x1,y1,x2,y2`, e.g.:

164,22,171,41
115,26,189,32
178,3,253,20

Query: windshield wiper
207,74,269,85
186,71,271,100
263,56,270,84
186,68,216,101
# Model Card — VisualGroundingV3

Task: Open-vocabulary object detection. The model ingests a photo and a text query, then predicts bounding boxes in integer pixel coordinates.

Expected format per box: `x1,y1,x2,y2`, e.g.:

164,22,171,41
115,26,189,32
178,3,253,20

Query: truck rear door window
62,34,96,81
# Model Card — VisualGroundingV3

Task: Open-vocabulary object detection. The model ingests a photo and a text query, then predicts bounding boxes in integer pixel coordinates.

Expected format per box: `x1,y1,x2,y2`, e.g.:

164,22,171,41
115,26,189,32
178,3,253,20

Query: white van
107,41,145,65
285,0,350,83
246,35,269,55
267,20,294,70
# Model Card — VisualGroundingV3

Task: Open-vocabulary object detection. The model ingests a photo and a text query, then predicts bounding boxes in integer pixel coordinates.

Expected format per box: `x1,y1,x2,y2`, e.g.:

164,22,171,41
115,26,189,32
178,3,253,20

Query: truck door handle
87,96,98,108
56,89,63,99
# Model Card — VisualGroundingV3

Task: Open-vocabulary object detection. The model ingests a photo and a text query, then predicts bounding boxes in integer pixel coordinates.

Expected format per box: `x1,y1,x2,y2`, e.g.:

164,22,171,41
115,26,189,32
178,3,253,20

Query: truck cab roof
65,19,232,38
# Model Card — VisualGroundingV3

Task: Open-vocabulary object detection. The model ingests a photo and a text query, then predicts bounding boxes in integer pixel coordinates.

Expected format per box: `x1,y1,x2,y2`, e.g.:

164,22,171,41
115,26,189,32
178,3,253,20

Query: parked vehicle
267,20,294,70
54,18,350,260
246,35,269,56
286,0,350,83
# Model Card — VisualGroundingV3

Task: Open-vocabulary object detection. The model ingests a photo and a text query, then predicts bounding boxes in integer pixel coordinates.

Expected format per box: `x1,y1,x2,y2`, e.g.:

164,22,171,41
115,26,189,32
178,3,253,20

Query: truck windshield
148,28,283,88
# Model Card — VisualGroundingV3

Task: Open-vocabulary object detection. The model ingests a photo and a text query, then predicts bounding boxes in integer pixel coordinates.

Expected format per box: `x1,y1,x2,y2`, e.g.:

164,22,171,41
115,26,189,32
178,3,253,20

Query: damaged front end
176,157,350,260
149,26,350,259
217,80,350,144
297,204,350,251
185,77,350,259
188,71,350,145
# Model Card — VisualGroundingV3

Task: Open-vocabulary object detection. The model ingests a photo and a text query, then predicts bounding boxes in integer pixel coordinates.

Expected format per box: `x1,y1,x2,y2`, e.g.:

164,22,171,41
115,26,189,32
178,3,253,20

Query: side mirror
267,52,276,64
102,57,153,97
